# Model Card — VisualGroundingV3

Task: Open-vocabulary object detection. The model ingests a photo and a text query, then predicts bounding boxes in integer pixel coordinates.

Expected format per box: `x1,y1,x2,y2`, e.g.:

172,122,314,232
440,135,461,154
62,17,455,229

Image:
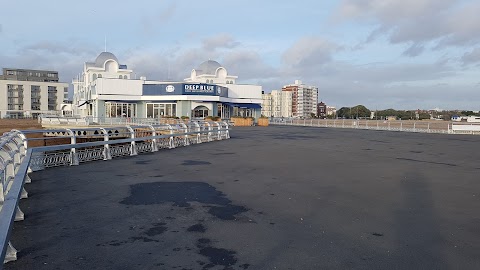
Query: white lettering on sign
184,84,215,93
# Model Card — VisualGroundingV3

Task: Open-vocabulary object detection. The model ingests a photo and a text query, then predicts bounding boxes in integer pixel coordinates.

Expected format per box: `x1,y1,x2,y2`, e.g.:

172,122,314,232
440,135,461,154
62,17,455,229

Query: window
105,102,137,118
98,74,102,78
119,75,123,79
93,74,97,80
146,103,176,118
124,75,127,79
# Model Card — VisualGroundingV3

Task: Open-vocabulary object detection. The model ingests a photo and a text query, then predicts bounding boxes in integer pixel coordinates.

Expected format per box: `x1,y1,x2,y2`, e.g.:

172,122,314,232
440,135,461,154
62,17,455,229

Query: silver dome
196,60,222,75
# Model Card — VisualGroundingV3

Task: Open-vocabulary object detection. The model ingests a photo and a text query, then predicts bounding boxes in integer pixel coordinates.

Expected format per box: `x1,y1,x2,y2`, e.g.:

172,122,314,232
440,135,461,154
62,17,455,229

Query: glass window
119,75,123,79
98,74,102,78
93,74,97,80
124,75,127,79
145,103,176,118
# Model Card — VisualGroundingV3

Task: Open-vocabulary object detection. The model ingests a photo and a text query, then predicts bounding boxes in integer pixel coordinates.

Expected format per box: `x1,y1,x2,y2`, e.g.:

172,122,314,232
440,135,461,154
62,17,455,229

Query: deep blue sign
143,83,228,97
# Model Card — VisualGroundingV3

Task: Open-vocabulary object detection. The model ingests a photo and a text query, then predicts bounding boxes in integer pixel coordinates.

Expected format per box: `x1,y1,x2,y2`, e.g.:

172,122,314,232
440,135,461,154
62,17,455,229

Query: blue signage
143,83,228,97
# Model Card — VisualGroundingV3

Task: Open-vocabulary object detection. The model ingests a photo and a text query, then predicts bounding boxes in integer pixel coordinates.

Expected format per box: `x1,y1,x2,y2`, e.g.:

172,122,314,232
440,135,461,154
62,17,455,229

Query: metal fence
38,116,233,127
0,120,230,264
270,118,480,135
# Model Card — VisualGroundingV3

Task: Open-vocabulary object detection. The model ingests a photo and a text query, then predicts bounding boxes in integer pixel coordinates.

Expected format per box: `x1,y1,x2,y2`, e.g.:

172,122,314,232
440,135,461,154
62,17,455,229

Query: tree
337,107,352,118
351,105,371,119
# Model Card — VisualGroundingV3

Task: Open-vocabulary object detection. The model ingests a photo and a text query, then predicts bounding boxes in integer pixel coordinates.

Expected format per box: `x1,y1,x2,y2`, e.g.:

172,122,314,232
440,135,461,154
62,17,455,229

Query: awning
235,103,261,109
222,102,261,109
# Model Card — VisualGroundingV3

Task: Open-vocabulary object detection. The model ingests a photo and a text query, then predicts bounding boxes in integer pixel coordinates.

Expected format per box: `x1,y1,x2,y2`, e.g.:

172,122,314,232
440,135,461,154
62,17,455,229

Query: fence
270,118,480,135
39,116,233,127
0,120,230,264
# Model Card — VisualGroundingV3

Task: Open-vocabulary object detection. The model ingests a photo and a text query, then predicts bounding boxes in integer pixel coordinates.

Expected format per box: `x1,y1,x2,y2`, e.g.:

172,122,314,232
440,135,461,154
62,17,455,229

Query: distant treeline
334,105,479,120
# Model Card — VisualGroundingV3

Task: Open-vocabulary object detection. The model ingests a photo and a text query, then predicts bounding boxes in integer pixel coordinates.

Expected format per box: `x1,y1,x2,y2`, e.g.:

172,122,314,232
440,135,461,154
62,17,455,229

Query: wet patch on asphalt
135,160,151,165
396,157,457,167
120,182,248,220
187,224,206,233
96,222,166,247
210,152,236,156
119,181,252,268
182,160,212,166
196,238,242,269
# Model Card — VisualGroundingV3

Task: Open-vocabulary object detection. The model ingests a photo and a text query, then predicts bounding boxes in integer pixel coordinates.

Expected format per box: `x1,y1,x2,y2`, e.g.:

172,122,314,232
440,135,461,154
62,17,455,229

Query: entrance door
192,106,209,118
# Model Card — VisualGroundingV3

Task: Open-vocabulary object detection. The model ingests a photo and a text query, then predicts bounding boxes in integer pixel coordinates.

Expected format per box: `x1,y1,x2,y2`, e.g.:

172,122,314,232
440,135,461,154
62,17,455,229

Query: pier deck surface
6,126,480,270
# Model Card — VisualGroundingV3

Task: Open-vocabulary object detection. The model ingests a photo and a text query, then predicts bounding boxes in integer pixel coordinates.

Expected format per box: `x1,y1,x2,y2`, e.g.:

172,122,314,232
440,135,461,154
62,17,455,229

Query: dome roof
95,52,119,67
196,60,223,75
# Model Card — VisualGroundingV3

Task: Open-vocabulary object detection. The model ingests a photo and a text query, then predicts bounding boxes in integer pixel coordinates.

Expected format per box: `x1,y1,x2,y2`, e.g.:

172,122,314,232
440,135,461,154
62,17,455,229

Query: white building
282,80,318,118
326,106,336,117
0,68,68,118
261,90,292,118
261,93,272,117
72,52,262,120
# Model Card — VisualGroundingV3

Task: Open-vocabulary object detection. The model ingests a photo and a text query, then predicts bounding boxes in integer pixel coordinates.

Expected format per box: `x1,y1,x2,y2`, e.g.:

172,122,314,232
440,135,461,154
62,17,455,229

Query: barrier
0,121,230,264
269,118,476,135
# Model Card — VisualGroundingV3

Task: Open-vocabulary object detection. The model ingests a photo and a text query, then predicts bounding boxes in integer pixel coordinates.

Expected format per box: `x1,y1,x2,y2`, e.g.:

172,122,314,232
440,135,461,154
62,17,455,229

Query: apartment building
282,80,318,118
261,92,272,117
0,68,69,118
261,90,292,117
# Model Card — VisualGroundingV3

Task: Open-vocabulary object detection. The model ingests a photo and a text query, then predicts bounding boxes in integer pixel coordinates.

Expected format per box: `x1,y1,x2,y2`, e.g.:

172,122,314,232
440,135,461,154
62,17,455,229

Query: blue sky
1,0,480,110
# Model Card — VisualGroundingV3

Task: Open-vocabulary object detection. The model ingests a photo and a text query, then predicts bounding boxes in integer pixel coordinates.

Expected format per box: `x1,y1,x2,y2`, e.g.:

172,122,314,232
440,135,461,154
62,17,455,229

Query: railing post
225,122,230,139
413,122,416,132
388,122,391,131
100,128,112,160
400,122,403,131
149,125,159,151
4,241,17,263
169,129,175,149
66,129,79,166
428,123,430,133
126,126,138,155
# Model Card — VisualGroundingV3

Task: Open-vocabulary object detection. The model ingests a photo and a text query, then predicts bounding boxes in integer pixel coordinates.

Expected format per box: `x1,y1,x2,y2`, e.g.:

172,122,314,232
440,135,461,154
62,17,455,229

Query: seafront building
0,68,69,118
72,52,262,119
261,90,293,117
282,80,318,118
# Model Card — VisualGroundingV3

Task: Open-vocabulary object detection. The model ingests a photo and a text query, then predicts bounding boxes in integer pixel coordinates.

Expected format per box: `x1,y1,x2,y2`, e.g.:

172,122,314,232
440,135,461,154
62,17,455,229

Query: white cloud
282,37,339,67
334,0,480,54
461,47,480,65
202,33,240,51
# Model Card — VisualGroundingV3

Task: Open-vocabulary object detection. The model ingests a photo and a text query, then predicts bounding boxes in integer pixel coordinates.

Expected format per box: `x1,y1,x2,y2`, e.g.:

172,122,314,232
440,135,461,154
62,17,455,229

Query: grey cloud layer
1,31,478,110
336,0,480,54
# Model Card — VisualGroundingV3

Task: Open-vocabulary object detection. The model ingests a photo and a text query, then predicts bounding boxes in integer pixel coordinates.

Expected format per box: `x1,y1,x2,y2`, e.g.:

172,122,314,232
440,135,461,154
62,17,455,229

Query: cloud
21,40,97,56
202,33,240,51
461,47,480,65
223,50,277,81
157,2,177,23
402,44,425,57
334,0,480,55
282,37,339,67
140,1,177,35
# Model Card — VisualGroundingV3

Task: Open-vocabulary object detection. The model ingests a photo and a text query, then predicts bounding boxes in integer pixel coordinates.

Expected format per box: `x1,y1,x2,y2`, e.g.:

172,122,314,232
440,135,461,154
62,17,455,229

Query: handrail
269,118,480,135
0,121,230,265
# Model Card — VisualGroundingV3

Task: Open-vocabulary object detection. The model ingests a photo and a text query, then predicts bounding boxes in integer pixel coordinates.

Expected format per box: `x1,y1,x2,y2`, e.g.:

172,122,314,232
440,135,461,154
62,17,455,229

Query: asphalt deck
5,126,480,270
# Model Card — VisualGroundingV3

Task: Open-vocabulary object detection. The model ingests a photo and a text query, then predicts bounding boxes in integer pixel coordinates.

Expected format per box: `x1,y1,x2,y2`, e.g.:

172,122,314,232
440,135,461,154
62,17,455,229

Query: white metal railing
38,115,197,127
0,121,230,264
270,118,480,135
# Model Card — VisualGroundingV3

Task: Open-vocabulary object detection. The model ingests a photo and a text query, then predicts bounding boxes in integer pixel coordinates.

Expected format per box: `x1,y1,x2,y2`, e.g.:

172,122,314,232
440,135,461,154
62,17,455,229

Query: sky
1,0,479,110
